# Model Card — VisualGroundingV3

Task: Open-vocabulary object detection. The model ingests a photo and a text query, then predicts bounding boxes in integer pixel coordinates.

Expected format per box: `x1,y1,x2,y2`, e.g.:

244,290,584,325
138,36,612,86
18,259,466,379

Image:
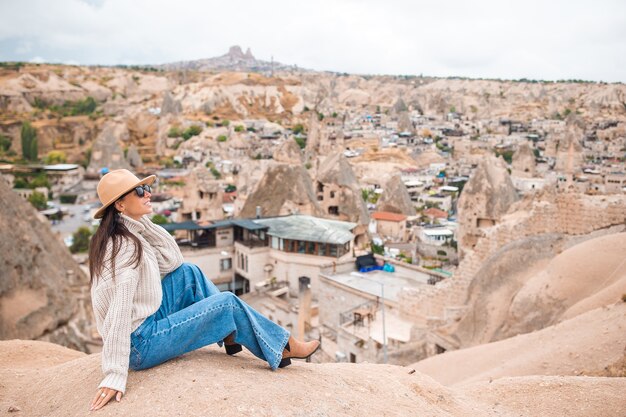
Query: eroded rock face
317,152,369,224
457,155,519,255
239,164,323,218
126,144,143,169
376,175,415,216
161,91,182,115
511,142,536,177
272,138,302,164
87,122,131,175
0,180,93,352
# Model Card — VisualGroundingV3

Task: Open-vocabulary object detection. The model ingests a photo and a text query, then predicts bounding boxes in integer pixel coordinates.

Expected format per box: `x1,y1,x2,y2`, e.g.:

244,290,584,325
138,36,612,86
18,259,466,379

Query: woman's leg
134,291,290,370
156,262,220,318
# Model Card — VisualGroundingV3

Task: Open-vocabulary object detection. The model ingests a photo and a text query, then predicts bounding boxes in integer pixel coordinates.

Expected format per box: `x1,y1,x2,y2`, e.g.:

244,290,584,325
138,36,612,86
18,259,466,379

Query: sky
0,0,625,82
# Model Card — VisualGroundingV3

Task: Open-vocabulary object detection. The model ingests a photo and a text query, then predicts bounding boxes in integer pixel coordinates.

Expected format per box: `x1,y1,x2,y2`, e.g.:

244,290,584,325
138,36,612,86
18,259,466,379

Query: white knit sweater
90,214,184,393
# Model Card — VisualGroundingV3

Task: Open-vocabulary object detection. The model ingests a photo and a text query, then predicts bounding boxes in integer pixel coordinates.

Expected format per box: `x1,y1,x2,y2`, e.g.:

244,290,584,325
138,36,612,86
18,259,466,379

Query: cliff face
0,180,94,351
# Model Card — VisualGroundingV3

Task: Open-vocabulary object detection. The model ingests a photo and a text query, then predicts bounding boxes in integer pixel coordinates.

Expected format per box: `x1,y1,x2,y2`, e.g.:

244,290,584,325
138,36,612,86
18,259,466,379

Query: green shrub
44,150,67,165
305,162,312,169
0,135,11,152
151,214,168,225
59,194,77,204
182,125,203,140
167,126,182,138
217,135,227,142
437,249,447,257
234,125,244,132
292,124,305,135
221,119,230,127
28,191,47,210
210,167,221,179
30,173,50,189
70,226,93,253
495,149,514,164
371,242,384,255
294,136,306,149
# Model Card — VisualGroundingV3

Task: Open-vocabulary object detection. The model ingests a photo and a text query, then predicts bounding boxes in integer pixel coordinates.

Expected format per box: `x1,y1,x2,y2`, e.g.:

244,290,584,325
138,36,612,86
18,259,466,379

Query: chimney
256,206,262,219
297,276,312,341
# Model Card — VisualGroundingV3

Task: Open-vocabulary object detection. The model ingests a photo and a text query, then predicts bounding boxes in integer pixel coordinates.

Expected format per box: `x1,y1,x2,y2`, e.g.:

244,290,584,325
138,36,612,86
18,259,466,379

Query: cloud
0,0,624,82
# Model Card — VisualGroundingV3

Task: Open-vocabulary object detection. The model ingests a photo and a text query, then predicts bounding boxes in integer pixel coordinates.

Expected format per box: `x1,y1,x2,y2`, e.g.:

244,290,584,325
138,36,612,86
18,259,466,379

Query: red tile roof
423,207,448,219
371,211,407,222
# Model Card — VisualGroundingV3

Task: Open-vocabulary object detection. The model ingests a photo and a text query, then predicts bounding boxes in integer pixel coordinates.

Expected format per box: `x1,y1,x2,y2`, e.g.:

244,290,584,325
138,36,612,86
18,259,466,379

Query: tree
21,121,38,161
28,191,47,210
70,226,93,253
151,214,168,225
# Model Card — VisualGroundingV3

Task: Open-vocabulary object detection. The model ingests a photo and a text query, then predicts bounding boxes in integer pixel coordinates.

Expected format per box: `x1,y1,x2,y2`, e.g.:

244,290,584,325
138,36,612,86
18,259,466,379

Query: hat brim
93,175,157,219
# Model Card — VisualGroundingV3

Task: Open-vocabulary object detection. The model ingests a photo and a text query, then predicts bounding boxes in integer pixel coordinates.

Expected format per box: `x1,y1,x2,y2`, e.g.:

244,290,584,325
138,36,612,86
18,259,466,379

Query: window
244,255,248,272
318,243,327,256
307,241,316,255
328,206,339,215
220,258,232,271
329,244,338,257
330,191,335,198
297,241,306,254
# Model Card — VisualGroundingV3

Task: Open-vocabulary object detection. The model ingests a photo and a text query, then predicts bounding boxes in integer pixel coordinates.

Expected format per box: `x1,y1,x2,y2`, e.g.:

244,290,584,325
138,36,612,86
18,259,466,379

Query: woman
88,169,320,411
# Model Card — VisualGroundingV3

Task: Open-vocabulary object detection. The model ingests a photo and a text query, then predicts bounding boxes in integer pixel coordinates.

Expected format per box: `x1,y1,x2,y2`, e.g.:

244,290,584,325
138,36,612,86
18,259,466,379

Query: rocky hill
1,339,624,417
158,45,304,73
0,180,95,351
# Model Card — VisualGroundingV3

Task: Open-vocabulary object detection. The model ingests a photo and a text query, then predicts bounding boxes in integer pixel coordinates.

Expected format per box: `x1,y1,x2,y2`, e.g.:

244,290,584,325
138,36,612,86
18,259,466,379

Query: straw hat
94,169,156,219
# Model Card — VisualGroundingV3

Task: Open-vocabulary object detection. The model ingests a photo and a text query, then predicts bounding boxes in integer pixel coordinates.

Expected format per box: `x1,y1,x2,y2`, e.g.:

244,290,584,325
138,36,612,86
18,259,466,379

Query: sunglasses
122,184,152,199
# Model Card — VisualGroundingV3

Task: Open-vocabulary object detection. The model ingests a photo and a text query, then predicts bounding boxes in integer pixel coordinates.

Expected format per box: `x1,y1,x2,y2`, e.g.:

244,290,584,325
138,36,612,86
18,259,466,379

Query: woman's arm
96,270,139,394
139,215,184,275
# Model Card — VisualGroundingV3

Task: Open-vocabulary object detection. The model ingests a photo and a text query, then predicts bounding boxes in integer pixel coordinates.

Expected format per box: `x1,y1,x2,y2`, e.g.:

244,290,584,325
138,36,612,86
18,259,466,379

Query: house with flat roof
318,256,447,365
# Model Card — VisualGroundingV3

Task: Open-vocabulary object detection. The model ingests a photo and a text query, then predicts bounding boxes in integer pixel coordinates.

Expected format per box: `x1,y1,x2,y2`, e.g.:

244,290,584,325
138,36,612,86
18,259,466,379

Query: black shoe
225,343,242,355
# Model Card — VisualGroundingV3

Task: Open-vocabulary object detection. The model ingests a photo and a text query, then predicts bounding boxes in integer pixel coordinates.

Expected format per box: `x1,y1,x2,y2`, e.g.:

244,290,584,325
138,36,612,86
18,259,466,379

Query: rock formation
511,142,536,176
87,122,131,175
554,119,584,174
161,91,182,115
2,339,625,417
376,175,415,216
126,143,143,169
179,167,225,221
240,164,323,218
0,180,94,352
272,138,302,165
457,155,519,256
316,152,369,224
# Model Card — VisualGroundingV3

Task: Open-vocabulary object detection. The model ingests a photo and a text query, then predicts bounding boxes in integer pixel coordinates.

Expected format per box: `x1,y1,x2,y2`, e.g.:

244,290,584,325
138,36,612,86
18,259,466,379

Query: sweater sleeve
139,215,184,275
97,268,138,394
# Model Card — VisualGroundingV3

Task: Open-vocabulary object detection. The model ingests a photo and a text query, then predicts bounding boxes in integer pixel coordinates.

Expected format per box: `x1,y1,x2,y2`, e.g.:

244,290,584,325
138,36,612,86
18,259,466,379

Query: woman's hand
89,387,122,411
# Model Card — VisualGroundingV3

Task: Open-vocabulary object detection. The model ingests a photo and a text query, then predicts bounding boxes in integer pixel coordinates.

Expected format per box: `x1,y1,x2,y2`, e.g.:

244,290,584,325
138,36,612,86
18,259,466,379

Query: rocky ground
1,339,624,417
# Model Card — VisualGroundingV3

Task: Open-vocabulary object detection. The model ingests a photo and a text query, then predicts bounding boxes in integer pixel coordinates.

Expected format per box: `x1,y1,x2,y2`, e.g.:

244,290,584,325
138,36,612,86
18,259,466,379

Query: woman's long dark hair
88,204,143,285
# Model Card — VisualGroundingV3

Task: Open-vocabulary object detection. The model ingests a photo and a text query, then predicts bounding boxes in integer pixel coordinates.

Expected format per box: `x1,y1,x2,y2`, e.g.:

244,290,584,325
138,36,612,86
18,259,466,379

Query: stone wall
398,193,626,322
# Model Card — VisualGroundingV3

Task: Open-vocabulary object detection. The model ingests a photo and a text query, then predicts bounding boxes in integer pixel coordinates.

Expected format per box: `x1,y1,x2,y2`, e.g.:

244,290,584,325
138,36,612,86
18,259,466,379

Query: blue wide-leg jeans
129,263,290,371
